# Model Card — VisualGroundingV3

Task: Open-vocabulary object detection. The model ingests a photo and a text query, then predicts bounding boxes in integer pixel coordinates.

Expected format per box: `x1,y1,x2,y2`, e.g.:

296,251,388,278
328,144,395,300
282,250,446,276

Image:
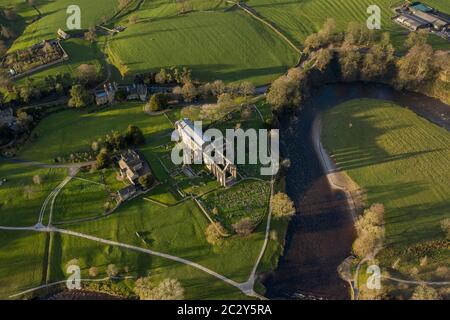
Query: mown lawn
46,232,249,300
108,9,299,85
8,0,117,51
0,161,66,226
246,0,450,51
0,97,283,299
18,102,174,164
322,99,450,278
65,197,272,284
52,174,111,224
0,231,47,299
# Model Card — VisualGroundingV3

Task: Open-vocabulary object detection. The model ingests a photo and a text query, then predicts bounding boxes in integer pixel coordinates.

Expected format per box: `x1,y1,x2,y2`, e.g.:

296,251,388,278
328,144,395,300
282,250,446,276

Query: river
263,83,450,300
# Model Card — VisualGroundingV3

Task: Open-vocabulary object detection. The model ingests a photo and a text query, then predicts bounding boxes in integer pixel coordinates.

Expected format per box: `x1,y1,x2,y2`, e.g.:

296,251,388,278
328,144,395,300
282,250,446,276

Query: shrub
420,256,428,267
440,218,450,239
146,93,167,112
134,277,184,300
138,173,154,190
96,149,110,169
32,175,42,185
106,264,119,278
89,267,98,277
125,125,145,146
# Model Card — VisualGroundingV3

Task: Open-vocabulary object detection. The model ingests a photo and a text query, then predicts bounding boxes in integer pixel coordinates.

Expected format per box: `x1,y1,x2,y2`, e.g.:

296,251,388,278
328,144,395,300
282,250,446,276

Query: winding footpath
0,157,274,299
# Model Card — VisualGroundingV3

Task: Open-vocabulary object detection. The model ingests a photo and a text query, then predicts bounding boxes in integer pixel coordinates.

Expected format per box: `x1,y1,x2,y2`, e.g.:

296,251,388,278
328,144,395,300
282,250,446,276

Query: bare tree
271,192,295,218
397,43,434,89
232,218,255,236
205,222,227,246
76,64,98,84
134,277,184,300
181,81,197,102
411,285,441,300
84,27,97,43
441,218,450,239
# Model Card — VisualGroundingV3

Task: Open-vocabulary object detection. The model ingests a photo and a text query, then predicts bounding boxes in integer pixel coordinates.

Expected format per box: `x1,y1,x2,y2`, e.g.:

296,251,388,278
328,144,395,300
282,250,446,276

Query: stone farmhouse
117,149,152,201
95,82,117,106
175,119,237,187
125,84,148,101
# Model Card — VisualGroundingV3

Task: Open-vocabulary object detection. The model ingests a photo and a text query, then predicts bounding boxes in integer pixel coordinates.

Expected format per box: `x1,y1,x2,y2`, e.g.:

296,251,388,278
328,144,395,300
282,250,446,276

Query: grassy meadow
108,9,299,85
4,0,450,86
322,99,450,280
0,100,282,299
0,231,47,299
45,232,250,300
5,0,117,51
0,161,66,226
17,102,174,163
245,0,450,51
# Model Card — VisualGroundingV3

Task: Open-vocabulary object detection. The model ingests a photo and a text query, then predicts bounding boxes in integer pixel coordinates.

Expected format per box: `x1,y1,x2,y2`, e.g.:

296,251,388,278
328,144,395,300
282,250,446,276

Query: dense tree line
267,19,450,113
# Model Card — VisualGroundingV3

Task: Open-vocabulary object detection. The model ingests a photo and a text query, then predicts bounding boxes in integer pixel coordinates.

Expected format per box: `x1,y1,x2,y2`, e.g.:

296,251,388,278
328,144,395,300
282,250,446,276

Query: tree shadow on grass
324,105,445,171
383,200,450,247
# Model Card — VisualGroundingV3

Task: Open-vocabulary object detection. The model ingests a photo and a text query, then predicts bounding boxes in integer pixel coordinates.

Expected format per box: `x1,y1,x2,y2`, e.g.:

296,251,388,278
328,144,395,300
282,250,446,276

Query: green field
0,161,66,226
17,102,174,163
246,0,450,51
0,100,282,299
322,99,450,279
15,38,106,87
52,171,117,224
108,9,298,84
5,0,117,51
0,231,47,299
4,0,450,86
45,232,249,300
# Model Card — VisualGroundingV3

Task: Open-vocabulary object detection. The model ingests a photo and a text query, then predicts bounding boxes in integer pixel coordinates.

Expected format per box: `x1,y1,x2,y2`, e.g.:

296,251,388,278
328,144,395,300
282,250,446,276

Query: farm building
117,185,137,202
410,9,449,30
95,83,117,106
175,119,237,187
116,149,153,202
410,2,434,13
434,12,450,27
395,13,430,30
126,84,148,101
118,149,151,185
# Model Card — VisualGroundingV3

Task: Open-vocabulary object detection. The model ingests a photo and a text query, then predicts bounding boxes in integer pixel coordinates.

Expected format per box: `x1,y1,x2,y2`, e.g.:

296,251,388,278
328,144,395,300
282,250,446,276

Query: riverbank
264,82,450,300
